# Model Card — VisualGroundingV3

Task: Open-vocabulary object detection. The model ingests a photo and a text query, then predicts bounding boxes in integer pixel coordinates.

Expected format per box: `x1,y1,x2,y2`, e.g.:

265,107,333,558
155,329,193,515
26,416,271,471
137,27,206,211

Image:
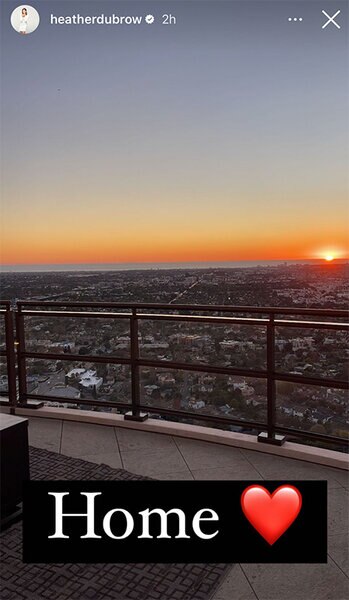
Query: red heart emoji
241,485,302,545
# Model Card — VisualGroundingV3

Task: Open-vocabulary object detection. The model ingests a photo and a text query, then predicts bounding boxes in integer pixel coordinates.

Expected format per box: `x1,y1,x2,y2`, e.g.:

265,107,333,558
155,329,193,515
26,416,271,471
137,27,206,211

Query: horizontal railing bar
24,394,131,411
140,315,349,329
10,308,349,330
137,314,349,330
136,313,268,325
18,310,268,325
274,319,349,331
20,310,131,319
22,352,267,378
20,352,348,389
137,358,267,379
274,372,348,389
16,300,349,318
23,352,131,365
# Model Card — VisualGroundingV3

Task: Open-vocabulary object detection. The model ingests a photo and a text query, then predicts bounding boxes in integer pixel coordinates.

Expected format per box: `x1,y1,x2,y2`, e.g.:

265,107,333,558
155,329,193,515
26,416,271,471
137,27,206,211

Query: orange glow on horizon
1,241,348,266
1,220,348,266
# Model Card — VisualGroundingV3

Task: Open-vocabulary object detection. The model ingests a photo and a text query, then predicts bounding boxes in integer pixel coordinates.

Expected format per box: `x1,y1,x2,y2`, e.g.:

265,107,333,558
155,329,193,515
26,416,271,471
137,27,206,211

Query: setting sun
325,255,335,262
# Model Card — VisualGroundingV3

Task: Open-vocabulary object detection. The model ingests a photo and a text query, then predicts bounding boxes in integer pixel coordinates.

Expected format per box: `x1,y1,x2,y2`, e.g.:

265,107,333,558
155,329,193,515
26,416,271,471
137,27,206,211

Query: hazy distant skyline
1,1,348,265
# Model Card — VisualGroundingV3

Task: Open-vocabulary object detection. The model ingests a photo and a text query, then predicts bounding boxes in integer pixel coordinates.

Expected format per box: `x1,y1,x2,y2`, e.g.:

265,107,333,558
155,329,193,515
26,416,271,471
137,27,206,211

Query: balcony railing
0,300,348,449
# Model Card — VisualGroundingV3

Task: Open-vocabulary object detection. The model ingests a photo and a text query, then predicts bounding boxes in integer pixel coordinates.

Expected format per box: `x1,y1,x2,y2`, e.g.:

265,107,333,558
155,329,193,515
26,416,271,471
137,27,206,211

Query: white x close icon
322,10,341,29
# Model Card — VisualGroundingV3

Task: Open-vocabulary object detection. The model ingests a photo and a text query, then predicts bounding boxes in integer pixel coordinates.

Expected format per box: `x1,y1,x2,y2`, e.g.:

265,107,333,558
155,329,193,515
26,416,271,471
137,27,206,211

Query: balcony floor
27,416,349,600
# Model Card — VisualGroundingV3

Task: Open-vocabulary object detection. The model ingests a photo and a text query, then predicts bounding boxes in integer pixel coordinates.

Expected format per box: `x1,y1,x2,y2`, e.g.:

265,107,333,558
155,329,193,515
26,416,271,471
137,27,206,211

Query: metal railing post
258,313,285,446
125,308,148,422
5,306,17,414
15,304,28,405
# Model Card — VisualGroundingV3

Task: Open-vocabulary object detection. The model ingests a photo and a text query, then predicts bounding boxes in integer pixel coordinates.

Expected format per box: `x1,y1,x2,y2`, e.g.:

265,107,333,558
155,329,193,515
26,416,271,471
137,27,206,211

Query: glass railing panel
275,326,348,382
140,366,267,428
23,315,131,359
276,381,348,441
138,319,267,371
25,358,131,410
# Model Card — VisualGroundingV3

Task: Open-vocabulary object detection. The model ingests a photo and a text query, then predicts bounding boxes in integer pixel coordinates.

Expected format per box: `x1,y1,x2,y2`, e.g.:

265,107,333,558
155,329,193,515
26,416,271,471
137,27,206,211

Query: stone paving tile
191,463,262,481
61,421,118,457
28,417,62,453
241,449,345,488
121,446,189,478
115,427,176,452
328,532,349,578
212,565,256,600
242,558,349,600
175,438,254,471
329,467,349,489
328,487,349,537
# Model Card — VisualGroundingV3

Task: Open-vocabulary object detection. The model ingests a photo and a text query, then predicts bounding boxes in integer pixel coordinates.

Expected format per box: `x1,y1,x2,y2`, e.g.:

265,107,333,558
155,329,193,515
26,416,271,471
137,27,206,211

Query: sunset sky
1,1,348,265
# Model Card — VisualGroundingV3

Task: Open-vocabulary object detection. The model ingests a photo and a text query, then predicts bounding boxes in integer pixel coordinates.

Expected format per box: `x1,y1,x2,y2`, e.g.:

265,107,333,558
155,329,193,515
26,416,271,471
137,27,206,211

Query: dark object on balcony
0,414,30,530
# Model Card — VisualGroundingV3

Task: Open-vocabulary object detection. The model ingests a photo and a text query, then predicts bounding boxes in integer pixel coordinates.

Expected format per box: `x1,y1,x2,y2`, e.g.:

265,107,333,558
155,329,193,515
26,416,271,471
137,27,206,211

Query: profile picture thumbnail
11,5,40,35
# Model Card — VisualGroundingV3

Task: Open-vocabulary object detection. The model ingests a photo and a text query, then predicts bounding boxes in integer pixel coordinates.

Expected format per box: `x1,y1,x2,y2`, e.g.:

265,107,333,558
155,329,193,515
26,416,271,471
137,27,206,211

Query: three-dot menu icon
288,17,303,23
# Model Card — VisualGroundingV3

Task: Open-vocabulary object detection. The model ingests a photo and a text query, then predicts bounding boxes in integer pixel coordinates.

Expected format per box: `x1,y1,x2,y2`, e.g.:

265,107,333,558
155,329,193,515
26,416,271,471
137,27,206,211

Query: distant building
66,368,103,393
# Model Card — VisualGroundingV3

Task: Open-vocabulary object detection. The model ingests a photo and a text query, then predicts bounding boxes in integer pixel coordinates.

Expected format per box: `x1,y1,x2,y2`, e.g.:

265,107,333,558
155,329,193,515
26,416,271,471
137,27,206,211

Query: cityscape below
1,263,348,448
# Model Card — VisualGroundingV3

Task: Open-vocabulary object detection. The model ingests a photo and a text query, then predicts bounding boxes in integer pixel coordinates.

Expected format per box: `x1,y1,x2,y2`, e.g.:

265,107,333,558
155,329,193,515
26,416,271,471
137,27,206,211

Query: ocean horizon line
1,259,348,273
